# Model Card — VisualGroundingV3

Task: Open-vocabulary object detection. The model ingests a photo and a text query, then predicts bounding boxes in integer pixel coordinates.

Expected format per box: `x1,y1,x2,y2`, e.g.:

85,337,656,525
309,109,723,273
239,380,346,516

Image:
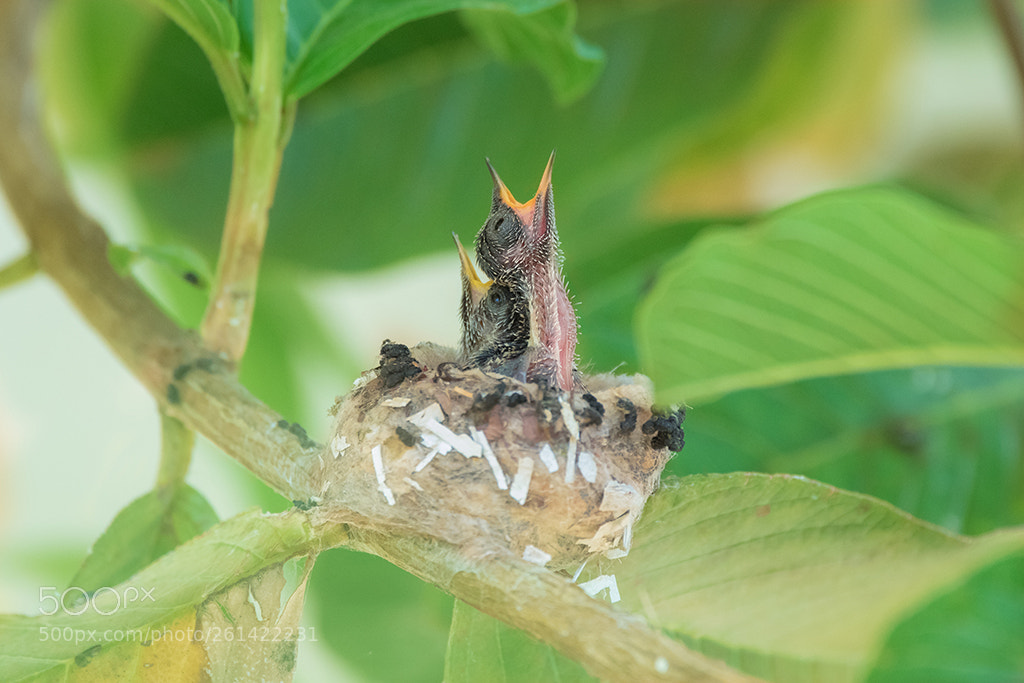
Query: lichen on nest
317,341,683,571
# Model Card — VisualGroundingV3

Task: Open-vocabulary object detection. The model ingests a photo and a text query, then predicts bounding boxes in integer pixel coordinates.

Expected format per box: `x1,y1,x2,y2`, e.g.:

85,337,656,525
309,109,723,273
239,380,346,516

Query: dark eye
487,213,516,246
489,289,506,306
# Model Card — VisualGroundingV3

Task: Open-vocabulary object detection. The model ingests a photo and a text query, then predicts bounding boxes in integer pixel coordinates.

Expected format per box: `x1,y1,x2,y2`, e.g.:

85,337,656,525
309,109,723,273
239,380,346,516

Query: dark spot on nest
277,419,319,450
396,426,418,447
643,407,685,451
578,392,605,427
537,389,562,426
502,391,528,407
617,398,637,433
473,383,506,411
293,498,318,511
378,340,423,388
380,339,410,359
166,383,181,405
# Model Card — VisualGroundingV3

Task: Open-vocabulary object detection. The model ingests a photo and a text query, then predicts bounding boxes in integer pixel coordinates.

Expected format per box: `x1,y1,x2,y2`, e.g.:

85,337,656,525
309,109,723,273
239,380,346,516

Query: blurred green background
2,1,1024,680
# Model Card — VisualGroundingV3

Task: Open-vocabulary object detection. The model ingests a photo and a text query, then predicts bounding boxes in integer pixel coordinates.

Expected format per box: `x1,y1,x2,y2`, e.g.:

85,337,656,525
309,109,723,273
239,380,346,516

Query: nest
315,342,683,571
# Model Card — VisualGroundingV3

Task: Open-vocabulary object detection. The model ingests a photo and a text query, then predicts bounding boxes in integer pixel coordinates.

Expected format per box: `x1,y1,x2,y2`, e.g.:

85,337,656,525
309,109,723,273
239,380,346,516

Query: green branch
156,411,195,492
201,0,291,362
0,251,37,291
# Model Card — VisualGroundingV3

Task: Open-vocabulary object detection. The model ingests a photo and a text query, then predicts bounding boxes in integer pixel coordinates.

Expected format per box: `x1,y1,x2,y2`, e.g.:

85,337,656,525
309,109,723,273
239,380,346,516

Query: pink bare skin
474,153,579,393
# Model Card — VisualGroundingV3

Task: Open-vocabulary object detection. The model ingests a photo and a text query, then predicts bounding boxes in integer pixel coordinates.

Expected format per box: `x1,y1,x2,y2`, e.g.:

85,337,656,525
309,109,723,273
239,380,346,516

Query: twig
156,412,195,492
990,0,1024,135
0,251,38,291
200,0,291,362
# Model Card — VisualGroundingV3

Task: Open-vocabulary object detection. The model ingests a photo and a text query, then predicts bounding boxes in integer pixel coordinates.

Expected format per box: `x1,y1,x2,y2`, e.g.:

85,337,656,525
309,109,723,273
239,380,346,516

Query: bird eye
489,289,506,306
487,212,516,247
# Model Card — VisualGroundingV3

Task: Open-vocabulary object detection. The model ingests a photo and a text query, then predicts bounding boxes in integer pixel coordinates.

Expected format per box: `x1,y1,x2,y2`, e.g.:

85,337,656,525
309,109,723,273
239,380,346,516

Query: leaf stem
208,51,253,124
157,411,195,493
200,0,291,363
0,250,38,291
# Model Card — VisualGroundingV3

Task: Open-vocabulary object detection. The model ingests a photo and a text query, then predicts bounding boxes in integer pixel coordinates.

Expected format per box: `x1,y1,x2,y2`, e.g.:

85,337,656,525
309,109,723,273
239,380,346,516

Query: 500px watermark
38,625,318,646
38,586,155,616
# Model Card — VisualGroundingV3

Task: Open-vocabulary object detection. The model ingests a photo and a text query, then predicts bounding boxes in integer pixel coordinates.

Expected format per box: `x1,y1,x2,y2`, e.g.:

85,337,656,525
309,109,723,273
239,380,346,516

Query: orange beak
453,232,489,306
486,150,555,236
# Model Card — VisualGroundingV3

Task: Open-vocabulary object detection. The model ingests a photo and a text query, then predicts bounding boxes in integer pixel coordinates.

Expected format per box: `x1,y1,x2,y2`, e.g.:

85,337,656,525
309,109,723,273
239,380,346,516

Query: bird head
454,233,529,374
475,151,556,284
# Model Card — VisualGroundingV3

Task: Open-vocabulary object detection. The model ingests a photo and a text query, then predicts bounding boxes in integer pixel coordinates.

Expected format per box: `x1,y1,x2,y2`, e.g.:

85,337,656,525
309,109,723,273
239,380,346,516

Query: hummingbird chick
475,152,579,393
454,233,530,376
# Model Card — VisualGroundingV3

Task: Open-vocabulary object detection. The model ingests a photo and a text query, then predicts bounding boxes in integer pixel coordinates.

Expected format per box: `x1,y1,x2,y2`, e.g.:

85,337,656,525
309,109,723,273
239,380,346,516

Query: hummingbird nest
317,341,682,571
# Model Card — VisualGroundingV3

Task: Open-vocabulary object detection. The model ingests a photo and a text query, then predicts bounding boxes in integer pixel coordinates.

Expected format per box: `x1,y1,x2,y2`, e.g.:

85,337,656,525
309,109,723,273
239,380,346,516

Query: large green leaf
281,0,585,99
460,2,603,104
146,0,238,58
144,0,243,120
637,186,1024,404
864,550,1024,683
591,473,1024,682
573,215,734,372
0,509,313,681
69,484,218,592
444,600,593,682
672,367,1024,535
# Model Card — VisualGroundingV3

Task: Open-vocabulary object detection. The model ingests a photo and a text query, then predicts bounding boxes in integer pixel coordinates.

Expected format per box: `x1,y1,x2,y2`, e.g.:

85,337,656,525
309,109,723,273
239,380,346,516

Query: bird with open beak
454,233,530,376
474,152,579,393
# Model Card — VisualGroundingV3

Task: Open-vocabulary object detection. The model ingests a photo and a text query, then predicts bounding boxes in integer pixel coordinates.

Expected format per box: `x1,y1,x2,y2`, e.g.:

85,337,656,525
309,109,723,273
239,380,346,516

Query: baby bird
474,152,579,393
454,233,530,376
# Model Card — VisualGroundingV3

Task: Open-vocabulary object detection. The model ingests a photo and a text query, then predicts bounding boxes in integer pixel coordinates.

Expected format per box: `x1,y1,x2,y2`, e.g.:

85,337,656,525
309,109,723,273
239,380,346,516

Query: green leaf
596,473,1024,682
444,600,594,682
122,2,860,275
672,367,1024,535
202,560,315,681
573,216,731,372
107,242,212,289
145,0,239,63
283,0,569,99
637,186,1024,404
70,485,218,592
0,509,312,682
864,550,1024,683
460,2,603,104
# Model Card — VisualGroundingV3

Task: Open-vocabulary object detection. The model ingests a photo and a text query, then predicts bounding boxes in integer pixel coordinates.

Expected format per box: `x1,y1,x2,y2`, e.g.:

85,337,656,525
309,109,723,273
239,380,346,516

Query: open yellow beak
485,150,555,230
453,232,489,306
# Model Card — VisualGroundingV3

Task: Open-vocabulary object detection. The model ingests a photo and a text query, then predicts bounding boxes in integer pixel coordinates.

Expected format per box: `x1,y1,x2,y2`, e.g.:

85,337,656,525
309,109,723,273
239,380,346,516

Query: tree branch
990,0,1024,136
0,3,759,681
